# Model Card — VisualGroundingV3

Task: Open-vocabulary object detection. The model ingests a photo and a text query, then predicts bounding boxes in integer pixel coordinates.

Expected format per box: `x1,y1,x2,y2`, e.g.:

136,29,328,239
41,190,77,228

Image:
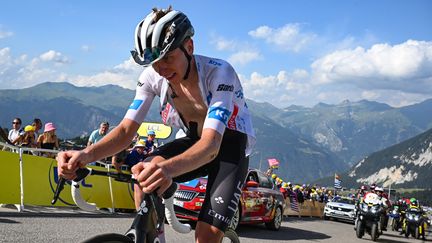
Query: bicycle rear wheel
222,229,240,243
81,233,133,243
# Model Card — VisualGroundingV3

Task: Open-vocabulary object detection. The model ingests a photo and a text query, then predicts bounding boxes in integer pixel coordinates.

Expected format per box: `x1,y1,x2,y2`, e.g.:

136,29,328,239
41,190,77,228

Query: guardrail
0,142,135,212
283,199,325,218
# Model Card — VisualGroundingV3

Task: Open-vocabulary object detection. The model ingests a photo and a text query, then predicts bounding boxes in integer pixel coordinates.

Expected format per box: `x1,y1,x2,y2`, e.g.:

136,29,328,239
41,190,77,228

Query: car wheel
323,214,329,220
265,206,282,231
229,208,240,231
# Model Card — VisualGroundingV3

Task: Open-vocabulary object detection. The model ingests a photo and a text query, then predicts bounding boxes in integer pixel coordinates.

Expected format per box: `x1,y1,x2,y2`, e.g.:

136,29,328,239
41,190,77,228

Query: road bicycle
52,167,240,243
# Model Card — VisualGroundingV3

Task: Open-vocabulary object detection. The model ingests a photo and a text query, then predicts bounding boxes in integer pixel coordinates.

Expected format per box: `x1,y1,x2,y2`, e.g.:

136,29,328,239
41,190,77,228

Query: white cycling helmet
375,187,384,192
131,6,194,77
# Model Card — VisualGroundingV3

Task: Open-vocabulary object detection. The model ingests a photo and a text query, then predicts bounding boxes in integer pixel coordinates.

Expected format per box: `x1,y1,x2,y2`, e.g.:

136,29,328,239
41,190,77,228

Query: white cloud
211,36,237,51
240,69,312,105
81,45,91,52
39,50,69,64
70,58,142,89
249,24,317,52
311,40,432,94
0,26,13,39
0,48,141,90
228,51,261,66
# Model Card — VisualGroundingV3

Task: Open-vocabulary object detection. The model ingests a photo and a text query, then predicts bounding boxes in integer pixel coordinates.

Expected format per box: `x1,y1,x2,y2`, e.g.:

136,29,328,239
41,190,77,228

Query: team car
323,196,356,223
173,169,286,230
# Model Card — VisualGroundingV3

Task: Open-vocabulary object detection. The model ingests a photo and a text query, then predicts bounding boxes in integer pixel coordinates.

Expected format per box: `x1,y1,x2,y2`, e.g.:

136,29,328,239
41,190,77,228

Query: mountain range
1,82,432,184
315,127,432,189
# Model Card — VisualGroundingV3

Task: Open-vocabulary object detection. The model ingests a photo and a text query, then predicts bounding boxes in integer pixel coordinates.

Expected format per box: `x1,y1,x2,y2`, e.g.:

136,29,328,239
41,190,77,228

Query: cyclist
57,6,255,243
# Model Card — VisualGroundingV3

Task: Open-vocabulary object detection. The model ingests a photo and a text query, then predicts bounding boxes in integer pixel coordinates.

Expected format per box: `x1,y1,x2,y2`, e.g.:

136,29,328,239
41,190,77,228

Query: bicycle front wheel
222,229,240,243
81,233,133,243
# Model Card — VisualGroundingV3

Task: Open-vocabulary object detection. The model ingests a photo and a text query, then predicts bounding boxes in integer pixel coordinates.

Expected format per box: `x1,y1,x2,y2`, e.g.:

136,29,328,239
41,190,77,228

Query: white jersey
124,55,256,155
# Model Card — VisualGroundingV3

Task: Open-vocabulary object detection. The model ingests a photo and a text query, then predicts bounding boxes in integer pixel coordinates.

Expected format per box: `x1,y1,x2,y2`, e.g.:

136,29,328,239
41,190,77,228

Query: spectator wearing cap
143,130,156,154
18,125,37,149
37,122,59,151
124,139,148,168
8,118,24,145
87,121,110,147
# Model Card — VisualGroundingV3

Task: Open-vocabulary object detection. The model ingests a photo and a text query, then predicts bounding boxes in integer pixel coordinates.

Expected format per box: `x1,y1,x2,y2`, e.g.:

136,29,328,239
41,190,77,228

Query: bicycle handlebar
52,167,191,234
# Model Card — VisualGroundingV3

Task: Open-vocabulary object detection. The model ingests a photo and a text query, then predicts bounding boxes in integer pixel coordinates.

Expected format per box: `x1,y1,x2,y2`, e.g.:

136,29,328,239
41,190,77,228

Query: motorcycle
388,206,401,231
402,209,427,240
355,193,383,241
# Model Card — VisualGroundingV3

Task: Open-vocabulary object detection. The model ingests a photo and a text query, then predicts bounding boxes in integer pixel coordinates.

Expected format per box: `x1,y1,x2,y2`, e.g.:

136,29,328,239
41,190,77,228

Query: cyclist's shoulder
196,55,239,90
136,66,165,92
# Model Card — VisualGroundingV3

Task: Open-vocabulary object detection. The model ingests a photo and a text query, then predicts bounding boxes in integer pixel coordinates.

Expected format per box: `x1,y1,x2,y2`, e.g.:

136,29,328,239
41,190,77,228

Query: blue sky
1,0,431,108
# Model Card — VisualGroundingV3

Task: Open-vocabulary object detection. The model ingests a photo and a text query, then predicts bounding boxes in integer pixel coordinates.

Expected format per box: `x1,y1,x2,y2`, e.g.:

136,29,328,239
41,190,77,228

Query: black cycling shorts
150,127,249,232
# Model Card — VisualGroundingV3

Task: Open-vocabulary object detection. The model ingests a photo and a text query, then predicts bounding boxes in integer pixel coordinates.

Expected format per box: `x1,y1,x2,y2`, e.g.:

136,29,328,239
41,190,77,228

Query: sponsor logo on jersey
216,84,234,92
227,105,238,129
206,92,213,105
129,99,143,110
235,89,244,99
137,81,144,87
207,106,231,125
209,59,222,66
161,103,172,124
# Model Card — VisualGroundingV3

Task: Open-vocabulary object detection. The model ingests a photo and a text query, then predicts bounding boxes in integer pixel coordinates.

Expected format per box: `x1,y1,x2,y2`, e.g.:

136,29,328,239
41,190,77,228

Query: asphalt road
0,206,430,243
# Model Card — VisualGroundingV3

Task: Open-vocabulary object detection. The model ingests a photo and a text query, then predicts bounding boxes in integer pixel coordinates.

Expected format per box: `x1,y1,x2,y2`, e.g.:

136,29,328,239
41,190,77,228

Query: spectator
0,126,11,144
32,118,43,140
37,122,59,157
111,148,130,173
126,140,148,166
112,137,137,173
8,118,24,145
18,125,37,150
143,130,156,154
87,121,110,147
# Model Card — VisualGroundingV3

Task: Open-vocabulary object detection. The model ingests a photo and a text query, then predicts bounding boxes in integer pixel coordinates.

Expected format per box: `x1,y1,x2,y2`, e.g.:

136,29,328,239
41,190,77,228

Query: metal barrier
284,199,325,218
0,142,134,213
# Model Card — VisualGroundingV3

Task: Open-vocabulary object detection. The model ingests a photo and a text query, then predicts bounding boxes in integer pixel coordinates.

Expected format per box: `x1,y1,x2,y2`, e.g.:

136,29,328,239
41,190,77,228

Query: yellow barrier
0,150,135,209
284,199,325,218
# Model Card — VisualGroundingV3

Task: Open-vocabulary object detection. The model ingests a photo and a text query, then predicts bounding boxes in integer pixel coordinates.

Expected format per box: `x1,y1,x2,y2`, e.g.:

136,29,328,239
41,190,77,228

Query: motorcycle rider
375,187,390,232
402,198,427,239
354,185,368,219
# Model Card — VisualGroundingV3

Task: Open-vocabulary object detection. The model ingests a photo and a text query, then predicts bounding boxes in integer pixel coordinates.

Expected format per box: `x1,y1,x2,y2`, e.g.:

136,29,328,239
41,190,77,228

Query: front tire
371,223,379,241
222,229,240,243
81,233,134,243
415,226,420,239
229,208,240,231
265,206,282,231
355,221,364,239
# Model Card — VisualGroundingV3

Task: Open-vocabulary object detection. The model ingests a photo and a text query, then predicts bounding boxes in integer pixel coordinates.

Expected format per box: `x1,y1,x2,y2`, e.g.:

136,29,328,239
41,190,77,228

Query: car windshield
333,197,355,205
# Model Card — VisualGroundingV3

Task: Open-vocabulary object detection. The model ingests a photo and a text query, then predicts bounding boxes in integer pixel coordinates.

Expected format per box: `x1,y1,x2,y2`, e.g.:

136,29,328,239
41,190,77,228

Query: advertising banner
137,122,172,139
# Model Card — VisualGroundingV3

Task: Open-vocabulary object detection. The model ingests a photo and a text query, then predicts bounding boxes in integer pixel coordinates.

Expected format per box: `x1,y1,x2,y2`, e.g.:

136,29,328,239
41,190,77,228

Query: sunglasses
12,122,21,124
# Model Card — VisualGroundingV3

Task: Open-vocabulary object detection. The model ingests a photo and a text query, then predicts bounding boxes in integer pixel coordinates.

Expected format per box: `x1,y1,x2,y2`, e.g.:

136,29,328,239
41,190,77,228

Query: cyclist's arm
83,119,140,162
83,77,157,163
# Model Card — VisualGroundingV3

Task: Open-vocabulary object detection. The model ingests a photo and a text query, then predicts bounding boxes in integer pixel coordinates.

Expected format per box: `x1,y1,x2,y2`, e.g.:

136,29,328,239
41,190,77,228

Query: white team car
323,196,356,223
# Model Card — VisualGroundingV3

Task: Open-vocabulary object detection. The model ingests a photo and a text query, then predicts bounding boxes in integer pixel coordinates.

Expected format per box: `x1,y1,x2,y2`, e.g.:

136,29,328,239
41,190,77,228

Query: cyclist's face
152,39,193,83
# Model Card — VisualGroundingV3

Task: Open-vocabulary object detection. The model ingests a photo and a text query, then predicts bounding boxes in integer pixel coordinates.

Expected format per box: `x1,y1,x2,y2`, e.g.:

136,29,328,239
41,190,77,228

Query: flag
268,158,280,169
334,173,342,189
289,191,299,212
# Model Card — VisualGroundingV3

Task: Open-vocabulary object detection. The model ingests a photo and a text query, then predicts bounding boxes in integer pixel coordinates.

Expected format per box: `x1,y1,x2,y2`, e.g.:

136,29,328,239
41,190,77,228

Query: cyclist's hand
57,150,88,180
131,161,172,196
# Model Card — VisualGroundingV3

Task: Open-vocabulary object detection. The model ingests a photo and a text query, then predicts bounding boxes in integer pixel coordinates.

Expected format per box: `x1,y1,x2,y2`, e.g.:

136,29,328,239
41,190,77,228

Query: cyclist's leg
195,130,248,242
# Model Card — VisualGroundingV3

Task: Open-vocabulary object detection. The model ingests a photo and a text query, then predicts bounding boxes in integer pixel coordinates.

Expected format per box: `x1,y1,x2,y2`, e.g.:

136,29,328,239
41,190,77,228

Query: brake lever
51,177,66,205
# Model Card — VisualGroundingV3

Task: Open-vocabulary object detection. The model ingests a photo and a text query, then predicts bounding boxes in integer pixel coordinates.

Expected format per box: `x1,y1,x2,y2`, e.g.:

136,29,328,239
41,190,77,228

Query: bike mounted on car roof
52,167,240,243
